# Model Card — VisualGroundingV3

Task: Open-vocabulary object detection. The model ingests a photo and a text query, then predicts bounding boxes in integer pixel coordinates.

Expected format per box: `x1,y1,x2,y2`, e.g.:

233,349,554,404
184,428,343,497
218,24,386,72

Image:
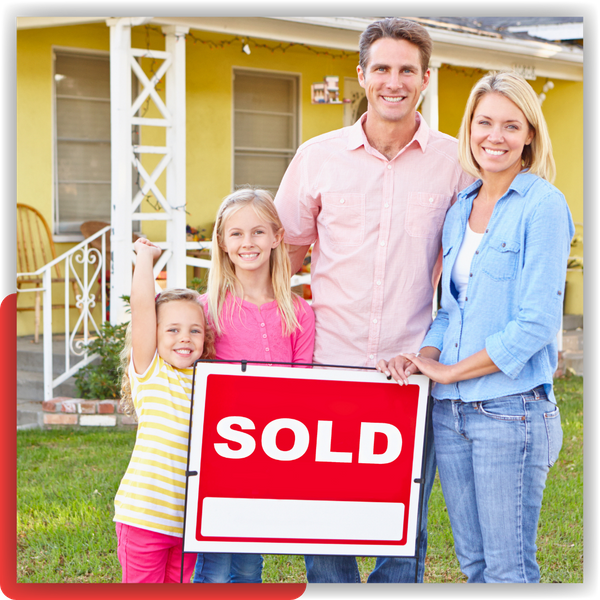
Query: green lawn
17,375,583,583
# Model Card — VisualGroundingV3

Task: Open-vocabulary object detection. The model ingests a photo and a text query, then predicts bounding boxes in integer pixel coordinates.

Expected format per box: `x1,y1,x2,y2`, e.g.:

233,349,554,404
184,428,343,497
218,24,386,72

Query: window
233,70,299,195
53,50,112,235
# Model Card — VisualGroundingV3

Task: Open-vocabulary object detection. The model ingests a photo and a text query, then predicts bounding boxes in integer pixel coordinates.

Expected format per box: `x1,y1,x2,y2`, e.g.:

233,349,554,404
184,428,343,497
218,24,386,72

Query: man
274,18,473,583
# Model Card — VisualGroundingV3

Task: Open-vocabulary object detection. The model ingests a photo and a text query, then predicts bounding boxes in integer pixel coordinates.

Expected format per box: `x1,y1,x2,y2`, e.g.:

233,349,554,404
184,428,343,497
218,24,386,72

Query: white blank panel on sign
201,497,405,541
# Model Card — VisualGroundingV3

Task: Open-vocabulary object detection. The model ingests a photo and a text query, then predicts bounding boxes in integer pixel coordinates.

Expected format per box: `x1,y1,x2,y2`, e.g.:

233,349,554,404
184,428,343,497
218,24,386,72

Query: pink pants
116,522,197,583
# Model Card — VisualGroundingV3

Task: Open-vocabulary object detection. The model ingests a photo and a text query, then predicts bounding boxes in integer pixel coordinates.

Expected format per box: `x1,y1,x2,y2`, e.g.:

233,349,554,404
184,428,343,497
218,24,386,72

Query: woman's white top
451,221,484,309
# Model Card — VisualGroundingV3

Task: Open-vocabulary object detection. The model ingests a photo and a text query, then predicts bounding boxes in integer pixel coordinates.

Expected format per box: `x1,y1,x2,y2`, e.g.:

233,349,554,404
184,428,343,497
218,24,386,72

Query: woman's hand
377,355,418,386
400,353,454,385
401,348,500,385
377,346,442,386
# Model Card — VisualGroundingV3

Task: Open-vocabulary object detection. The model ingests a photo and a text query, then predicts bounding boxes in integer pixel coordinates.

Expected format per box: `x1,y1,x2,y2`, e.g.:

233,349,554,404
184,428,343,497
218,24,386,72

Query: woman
378,71,574,583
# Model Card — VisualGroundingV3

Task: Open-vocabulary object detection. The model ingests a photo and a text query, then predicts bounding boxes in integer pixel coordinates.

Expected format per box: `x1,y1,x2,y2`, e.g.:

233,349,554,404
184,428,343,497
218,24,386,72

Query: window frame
51,47,141,242
231,67,301,196
52,46,113,242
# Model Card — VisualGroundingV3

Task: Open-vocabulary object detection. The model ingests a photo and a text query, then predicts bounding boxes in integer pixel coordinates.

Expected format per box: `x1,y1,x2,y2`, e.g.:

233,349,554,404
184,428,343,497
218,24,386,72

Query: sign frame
182,360,432,560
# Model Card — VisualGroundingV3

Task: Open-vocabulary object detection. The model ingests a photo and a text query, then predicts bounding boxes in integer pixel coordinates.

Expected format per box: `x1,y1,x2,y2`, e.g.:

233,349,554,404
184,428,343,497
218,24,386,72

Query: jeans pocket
478,396,525,421
544,404,563,467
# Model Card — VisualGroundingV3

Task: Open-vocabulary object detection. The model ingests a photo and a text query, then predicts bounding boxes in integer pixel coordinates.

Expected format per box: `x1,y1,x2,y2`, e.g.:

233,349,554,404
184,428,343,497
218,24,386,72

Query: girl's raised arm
130,238,162,374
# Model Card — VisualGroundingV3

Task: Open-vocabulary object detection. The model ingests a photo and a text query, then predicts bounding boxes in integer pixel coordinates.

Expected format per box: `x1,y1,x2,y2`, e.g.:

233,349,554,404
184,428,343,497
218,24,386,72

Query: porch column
163,25,189,289
107,17,151,325
421,61,440,131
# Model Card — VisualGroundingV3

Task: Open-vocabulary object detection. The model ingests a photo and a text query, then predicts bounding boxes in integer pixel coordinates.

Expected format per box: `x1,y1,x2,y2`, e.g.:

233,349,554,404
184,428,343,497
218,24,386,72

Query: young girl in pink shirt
193,188,315,583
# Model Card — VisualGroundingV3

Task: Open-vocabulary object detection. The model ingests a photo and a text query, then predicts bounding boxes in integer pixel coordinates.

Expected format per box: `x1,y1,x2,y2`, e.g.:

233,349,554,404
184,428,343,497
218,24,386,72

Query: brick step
40,397,136,428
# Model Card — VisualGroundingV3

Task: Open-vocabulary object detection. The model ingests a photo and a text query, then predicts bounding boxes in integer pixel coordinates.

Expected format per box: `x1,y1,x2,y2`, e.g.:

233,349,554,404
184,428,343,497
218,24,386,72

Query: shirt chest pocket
481,237,521,281
320,193,365,246
405,193,451,239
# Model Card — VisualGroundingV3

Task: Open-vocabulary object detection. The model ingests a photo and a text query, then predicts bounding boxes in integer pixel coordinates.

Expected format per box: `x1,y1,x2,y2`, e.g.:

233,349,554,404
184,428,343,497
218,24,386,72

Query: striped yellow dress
114,352,194,537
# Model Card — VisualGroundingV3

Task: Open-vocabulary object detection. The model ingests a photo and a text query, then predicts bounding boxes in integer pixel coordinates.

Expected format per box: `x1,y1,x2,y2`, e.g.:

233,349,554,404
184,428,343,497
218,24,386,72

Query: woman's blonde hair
119,288,215,418
458,71,556,183
207,187,301,337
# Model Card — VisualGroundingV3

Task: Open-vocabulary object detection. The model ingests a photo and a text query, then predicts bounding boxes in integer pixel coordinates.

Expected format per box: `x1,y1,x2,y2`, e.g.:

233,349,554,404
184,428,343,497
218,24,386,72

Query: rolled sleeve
485,190,574,379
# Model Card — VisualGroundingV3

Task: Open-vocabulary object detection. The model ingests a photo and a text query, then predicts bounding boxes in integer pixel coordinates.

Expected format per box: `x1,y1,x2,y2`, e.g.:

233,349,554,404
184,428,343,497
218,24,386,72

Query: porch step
17,369,78,402
562,327,583,376
17,335,82,375
17,399,44,430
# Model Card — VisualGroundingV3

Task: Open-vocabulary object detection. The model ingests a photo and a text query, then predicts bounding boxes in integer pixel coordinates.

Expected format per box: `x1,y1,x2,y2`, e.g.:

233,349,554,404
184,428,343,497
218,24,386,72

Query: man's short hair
359,18,432,76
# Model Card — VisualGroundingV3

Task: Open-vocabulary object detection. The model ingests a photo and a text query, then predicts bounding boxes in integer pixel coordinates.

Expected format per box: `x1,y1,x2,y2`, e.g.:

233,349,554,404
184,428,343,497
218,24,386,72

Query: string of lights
141,25,359,60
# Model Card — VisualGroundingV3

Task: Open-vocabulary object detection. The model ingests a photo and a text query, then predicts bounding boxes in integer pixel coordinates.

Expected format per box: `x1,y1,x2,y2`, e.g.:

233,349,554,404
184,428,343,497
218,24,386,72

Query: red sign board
184,363,429,556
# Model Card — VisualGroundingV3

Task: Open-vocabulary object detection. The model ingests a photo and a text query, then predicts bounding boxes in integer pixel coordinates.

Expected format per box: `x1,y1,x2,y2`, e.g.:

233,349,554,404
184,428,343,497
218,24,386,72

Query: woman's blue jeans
193,553,263,583
432,386,562,583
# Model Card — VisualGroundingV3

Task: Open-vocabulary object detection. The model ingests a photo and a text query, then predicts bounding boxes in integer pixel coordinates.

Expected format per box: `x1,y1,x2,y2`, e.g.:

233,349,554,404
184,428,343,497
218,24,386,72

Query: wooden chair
16,204,80,343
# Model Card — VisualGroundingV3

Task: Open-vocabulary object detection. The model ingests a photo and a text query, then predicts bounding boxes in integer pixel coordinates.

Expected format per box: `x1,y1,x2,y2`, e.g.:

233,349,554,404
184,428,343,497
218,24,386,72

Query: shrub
74,320,129,399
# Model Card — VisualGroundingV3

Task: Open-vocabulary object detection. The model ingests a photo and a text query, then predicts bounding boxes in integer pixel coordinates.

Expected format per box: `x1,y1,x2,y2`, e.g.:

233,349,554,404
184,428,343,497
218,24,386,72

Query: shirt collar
459,170,539,200
347,111,429,154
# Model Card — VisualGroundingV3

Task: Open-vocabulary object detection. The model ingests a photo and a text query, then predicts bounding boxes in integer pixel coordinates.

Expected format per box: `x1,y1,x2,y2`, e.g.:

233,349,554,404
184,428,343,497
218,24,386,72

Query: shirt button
263,334,267,338
475,250,479,255
369,354,374,359
502,242,506,247
260,323,265,327
373,319,378,324
380,241,385,246
465,297,468,301
376,280,382,286
455,343,458,347
485,229,489,233
429,197,434,203
265,348,270,352
384,203,389,208
340,198,345,204
387,165,392,170
470,273,473,277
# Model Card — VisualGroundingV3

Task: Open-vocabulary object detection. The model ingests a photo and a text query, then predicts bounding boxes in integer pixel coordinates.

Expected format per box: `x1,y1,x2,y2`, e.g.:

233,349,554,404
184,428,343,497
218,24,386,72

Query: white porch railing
17,226,111,401
18,233,312,402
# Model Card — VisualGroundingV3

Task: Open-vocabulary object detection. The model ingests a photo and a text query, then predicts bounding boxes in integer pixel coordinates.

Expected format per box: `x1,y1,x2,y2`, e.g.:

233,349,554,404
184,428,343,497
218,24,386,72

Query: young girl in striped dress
114,237,215,583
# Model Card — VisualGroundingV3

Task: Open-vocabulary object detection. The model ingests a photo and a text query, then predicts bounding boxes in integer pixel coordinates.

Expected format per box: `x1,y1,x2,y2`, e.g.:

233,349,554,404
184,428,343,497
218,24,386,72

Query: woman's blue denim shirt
421,172,575,403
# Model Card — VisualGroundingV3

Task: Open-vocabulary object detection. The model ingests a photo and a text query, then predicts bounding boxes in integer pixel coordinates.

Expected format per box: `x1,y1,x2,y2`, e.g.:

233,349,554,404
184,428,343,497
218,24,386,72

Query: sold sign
183,363,430,557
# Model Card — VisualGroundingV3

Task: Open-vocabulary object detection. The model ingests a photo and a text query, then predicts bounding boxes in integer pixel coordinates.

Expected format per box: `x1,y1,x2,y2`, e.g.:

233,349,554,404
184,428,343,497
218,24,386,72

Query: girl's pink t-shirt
200,292,315,367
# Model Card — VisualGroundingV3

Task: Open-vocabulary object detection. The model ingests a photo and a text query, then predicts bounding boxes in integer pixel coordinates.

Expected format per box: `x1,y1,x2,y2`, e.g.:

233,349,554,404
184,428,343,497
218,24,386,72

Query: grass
16,375,583,583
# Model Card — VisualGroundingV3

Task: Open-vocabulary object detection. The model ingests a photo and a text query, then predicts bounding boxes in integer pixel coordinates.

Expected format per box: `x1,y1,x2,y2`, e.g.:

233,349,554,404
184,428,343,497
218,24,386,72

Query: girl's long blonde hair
119,289,215,418
207,187,301,337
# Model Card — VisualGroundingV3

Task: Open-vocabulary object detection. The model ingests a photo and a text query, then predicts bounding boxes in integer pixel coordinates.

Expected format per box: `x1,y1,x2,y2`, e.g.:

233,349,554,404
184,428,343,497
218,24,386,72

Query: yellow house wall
17,24,111,336
16,23,584,338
